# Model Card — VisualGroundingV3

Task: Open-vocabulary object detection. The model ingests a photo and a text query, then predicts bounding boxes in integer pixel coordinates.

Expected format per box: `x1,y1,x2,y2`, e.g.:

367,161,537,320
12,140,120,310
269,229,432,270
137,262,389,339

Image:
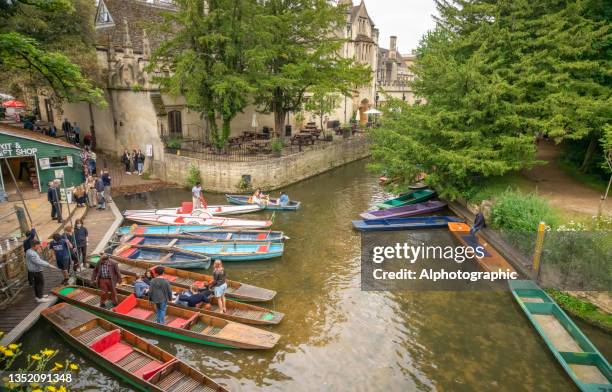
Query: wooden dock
0,202,123,345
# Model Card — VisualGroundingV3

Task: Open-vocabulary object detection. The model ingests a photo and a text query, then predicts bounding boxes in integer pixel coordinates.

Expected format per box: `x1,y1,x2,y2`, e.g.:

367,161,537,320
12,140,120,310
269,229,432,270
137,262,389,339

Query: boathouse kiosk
0,124,83,198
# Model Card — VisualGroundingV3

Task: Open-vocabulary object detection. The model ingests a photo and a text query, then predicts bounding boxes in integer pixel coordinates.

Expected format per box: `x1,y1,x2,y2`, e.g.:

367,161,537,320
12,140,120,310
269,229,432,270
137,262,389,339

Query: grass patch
546,289,612,333
557,158,609,193
490,190,560,231
463,172,535,204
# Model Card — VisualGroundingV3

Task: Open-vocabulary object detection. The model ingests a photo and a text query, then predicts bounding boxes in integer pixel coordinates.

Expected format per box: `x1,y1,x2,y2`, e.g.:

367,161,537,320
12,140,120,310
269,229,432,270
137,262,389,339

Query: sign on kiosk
0,142,38,157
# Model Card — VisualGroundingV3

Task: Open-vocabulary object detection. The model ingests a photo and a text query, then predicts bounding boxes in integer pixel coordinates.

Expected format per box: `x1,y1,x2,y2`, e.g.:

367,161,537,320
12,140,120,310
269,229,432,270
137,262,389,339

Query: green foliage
489,190,559,232
270,138,283,152
547,289,612,332
167,137,182,150
185,164,201,188
0,0,104,105
370,0,611,198
462,173,535,204
237,176,251,190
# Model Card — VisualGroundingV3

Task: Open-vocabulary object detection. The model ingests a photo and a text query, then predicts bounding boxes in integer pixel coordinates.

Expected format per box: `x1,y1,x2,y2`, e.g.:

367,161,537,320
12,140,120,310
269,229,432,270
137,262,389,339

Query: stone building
376,36,417,106
36,0,382,163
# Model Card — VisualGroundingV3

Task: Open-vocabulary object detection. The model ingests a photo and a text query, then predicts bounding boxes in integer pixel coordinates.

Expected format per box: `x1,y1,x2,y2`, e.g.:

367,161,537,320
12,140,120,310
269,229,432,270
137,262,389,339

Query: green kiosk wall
0,128,83,192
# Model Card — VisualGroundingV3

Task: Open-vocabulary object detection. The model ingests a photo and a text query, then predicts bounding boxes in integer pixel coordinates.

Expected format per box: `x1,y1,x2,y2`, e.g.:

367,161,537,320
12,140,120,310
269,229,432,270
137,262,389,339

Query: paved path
523,141,611,216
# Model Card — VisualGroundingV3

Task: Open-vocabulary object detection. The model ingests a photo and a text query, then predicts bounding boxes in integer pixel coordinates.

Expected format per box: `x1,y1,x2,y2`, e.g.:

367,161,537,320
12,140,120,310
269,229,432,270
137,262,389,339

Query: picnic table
246,139,272,154
291,132,316,146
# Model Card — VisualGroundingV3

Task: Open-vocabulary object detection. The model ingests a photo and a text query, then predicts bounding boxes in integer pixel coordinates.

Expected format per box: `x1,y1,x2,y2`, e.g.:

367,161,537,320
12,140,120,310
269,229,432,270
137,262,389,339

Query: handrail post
532,221,546,282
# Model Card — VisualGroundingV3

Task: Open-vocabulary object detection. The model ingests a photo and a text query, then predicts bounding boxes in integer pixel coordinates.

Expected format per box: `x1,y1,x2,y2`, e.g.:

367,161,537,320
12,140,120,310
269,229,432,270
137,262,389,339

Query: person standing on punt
192,182,203,209
278,192,290,207
149,266,173,324
211,260,227,313
470,211,486,237
26,240,51,303
92,255,122,308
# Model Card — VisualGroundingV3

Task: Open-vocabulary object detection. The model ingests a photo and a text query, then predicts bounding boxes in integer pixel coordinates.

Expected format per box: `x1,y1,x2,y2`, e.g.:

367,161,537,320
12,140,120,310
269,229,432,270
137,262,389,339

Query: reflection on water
19,160,609,391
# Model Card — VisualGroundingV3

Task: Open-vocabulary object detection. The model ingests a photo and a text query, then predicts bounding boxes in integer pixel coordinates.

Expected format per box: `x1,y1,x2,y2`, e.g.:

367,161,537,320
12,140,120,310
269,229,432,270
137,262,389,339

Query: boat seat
181,202,193,214
142,359,177,381
113,294,138,315
128,237,145,246
160,274,177,282
134,227,145,235
174,217,185,223
119,248,138,258
193,280,209,288
256,245,269,253
126,307,154,320
256,233,267,240
167,313,198,329
90,329,134,363
133,359,165,379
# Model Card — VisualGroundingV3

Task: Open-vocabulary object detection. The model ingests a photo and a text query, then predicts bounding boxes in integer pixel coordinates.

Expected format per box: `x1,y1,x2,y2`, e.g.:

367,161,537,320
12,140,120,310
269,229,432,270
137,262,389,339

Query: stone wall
154,136,371,192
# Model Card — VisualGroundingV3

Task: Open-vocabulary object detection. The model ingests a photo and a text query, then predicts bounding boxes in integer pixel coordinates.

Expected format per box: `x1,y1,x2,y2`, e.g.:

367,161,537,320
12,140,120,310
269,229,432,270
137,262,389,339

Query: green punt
53,286,281,350
509,280,612,392
376,189,436,210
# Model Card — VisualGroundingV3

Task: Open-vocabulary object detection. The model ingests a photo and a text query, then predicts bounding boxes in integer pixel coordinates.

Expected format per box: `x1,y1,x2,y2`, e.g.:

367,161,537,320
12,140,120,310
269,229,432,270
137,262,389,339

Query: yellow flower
54,362,63,369
42,348,55,356
31,354,42,361
0,331,4,337
58,386,67,392
46,386,57,392
8,343,19,350
32,389,43,392
4,349,14,357
0,345,5,353
69,363,79,371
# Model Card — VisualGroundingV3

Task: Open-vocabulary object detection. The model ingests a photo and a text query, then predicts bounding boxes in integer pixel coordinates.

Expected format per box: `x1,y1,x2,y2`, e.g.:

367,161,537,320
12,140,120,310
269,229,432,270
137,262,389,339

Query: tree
304,87,340,137
0,0,104,105
151,0,255,149
250,0,370,138
370,0,611,198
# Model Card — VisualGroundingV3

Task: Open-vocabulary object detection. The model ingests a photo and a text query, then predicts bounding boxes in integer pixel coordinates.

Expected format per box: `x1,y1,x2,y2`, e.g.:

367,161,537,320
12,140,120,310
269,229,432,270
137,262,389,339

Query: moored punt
123,214,273,229
376,189,436,210
111,244,211,269
352,216,463,232
225,194,301,211
76,272,284,326
117,225,216,236
53,286,281,350
41,303,229,392
447,222,516,273
509,280,612,391
90,255,277,302
118,229,287,243
124,202,263,217
130,240,285,262
360,200,447,220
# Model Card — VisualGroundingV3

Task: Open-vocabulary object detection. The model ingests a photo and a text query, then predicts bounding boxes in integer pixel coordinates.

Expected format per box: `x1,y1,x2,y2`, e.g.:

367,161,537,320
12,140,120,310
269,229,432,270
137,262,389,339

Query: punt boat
76,271,284,326
117,226,286,242
124,202,263,217
89,255,277,302
360,200,447,220
123,214,273,229
110,244,211,269
225,194,301,211
41,303,229,392
509,280,612,391
352,216,463,231
53,286,281,350
376,189,436,209
126,239,285,261
448,222,516,273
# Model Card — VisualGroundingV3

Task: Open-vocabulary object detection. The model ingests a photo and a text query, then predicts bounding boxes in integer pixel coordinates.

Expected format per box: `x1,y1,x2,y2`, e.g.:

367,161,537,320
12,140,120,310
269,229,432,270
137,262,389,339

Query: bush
167,138,182,150
490,190,559,232
185,164,201,188
270,138,283,153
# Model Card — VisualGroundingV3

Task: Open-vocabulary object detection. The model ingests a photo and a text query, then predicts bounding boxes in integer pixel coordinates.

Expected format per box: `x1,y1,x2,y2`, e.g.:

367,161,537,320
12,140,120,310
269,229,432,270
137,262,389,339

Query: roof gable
95,0,115,28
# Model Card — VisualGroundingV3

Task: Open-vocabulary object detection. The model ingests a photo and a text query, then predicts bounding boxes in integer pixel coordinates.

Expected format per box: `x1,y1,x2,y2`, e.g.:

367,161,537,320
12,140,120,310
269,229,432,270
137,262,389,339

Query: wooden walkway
0,202,123,345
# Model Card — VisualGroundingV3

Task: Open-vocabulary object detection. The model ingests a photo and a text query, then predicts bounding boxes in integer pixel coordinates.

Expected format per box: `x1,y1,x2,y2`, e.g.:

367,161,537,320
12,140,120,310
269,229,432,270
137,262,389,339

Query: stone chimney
390,36,397,58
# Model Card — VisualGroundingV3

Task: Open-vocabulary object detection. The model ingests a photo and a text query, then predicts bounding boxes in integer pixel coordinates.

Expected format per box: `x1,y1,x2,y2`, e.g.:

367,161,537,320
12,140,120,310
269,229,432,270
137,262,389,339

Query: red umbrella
2,100,26,108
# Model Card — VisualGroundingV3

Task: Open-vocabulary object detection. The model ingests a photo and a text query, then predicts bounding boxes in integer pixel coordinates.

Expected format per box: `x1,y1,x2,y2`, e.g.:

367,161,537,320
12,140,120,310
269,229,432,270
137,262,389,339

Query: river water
20,160,610,391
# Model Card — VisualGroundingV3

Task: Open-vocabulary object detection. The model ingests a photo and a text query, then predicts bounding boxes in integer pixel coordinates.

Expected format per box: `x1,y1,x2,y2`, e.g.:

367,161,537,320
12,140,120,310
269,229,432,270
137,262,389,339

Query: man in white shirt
192,182,202,209
25,240,52,302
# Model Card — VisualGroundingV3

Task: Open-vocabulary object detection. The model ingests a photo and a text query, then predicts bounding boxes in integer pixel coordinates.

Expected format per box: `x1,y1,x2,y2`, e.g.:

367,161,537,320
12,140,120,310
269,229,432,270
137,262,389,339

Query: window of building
49,156,73,168
168,110,182,136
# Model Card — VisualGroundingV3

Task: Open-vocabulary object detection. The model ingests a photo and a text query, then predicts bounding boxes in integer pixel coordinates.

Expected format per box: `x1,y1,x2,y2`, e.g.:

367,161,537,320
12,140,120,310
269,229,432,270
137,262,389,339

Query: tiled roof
0,124,80,150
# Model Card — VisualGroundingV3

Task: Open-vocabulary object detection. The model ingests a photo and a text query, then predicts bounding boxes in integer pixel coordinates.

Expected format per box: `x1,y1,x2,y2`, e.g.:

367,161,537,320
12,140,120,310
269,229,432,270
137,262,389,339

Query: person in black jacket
23,226,37,287
48,181,62,223
471,212,486,236
74,219,88,268
149,267,173,324
121,149,132,174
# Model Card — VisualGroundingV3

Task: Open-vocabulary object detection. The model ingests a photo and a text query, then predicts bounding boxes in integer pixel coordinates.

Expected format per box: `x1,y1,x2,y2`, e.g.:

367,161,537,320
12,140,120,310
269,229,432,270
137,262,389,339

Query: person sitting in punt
143,270,154,285
278,192,290,207
177,284,213,309
250,189,263,204
134,274,150,298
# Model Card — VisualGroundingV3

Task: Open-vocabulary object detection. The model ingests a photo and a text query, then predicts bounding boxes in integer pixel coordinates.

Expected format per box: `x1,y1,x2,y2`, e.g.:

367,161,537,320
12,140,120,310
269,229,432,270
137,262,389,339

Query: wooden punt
89,255,277,302
110,244,211,269
124,214,273,229
509,280,612,391
53,286,281,350
41,303,229,392
360,200,447,220
124,202,263,217
76,271,284,326
447,222,516,273
118,229,287,243
127,240,285,262
225,194,301,211
352,216,463,231
376,189,436,210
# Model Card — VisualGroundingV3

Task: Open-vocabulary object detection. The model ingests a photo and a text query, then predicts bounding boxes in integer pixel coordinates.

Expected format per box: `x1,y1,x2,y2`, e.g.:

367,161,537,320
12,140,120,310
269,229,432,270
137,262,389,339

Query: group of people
80,147,97,177
251,189,290,206
89,257,228,324
47,170,112,220
61,118,81,145
24,220,89,302
121,148,146,176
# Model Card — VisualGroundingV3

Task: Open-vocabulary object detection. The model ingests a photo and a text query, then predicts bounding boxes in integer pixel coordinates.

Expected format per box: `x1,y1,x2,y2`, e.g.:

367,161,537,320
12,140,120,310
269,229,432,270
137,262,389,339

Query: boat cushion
128,237,145,245
119,248,138,258
134,227,145,235
174,217,185,223
90,330,134,363
181,202,193,214
99,342,134,364
256,233,267,240
256,245,269,253
134,360,165,379
113,294,138,315
142,359,177,381
159,274,177,282
126,307,154,320
166,316,189,329
89,329,121,353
